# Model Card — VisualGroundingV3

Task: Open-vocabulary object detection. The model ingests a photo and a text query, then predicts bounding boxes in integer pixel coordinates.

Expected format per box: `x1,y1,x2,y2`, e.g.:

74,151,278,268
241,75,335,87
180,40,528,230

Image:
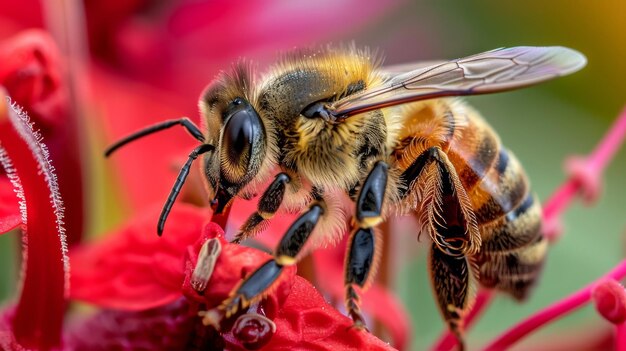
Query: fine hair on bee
105,45,586,349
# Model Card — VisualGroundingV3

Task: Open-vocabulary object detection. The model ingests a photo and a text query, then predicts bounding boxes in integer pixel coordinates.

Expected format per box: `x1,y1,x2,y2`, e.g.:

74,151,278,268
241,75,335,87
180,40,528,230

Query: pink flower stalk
0,92,69,350
543,106,626,241
433,106,626,350
483,259,626,350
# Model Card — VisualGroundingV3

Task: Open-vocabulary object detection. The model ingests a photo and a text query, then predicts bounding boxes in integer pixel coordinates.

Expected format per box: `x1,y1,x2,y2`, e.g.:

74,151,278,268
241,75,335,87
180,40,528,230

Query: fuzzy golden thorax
255,48,387,191
286,110,388,191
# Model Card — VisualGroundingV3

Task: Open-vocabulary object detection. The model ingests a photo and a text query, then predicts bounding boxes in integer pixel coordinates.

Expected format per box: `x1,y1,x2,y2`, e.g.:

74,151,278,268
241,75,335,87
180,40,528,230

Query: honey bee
106,46,586,348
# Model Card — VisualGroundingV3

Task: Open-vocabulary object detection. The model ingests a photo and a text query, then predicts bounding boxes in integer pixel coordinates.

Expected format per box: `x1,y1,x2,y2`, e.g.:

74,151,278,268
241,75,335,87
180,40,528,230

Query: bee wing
330,46,586,117
379,60,447,77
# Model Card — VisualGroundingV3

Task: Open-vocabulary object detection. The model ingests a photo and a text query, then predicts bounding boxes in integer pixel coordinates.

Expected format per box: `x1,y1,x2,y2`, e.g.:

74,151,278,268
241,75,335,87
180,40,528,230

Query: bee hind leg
402,146,479,349
344,161,388,329
429,244,472,351
220,201,324,317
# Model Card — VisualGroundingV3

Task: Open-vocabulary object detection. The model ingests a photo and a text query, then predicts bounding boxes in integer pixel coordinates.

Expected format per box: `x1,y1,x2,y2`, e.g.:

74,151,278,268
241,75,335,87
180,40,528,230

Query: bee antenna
158,143,215,236
105,117,205,157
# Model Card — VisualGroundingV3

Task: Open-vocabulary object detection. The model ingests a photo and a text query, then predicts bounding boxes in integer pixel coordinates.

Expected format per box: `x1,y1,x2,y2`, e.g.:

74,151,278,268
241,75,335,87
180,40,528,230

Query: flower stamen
191,238,222,293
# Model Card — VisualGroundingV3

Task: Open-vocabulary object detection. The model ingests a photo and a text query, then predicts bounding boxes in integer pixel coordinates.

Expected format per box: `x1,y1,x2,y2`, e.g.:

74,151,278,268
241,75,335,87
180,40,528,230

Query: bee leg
220,202,324,317
158,143,215,235
402,147,480,255
429,244,471,351
105,117,205,156
344,161,388,329
232,173,291,244
344,227,381,329
355,161,388,228
404,147,478,349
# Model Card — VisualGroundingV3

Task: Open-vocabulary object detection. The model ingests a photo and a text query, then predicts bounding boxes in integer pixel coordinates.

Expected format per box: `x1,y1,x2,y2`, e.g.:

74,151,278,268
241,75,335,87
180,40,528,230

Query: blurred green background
1,0,625,350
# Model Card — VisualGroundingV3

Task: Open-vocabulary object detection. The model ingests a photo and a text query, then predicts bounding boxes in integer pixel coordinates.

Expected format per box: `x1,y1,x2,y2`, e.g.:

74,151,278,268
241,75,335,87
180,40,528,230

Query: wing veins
329,46,586,117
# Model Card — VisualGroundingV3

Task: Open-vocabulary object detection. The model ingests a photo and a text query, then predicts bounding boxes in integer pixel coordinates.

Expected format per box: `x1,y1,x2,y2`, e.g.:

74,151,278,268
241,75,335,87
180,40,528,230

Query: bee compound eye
224,111,254,159
221,104,264,182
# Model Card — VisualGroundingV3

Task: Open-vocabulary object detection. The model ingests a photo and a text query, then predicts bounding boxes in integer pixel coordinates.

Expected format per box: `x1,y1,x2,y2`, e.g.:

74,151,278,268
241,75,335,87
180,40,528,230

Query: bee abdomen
476,192,545,300
477,234,547,300
449,120,546,299
467,147,530,225
479,193,541,253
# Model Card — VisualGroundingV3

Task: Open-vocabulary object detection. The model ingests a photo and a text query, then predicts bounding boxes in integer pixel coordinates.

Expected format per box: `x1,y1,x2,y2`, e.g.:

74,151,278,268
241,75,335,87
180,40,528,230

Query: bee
106,46,586,348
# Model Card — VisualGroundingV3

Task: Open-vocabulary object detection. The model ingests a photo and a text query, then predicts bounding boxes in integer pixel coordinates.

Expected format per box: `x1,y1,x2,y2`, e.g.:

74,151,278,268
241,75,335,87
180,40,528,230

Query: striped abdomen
444,111,546,300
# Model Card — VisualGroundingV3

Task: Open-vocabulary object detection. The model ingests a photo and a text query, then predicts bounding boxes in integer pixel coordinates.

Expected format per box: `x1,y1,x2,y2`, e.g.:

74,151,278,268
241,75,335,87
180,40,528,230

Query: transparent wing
330,46,586,117
379,60,447,77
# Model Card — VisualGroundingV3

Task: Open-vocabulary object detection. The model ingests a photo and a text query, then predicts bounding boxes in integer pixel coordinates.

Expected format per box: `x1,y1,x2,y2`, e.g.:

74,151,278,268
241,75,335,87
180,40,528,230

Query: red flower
68,204,396,350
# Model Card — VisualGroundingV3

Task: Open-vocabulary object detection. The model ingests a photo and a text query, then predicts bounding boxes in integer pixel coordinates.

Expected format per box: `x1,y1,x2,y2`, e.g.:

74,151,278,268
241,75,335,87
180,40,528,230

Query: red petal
70,204,210,310
0,177,21,234
181,222,297,313
68,218,391,349
0,0,44,39
226,195,410,348
0,94,68,349
266,277,397,350
85,0,404,93
0,30,85,245
0,30,67,132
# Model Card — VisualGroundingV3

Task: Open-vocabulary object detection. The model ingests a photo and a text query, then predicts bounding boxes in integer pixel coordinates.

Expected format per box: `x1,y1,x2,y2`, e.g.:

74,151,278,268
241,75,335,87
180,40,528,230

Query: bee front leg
220,202,324,318
344,161,388,329
232,172,291,244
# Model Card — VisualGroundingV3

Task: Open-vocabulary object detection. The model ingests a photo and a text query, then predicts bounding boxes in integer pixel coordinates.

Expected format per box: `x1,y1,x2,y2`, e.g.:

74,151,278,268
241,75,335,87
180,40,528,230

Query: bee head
198,63,266,213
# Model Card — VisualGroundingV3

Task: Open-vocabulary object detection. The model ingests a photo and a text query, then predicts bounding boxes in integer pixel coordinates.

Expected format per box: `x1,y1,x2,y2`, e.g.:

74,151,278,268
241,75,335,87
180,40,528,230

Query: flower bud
592,279,626,324
232,313,276,350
